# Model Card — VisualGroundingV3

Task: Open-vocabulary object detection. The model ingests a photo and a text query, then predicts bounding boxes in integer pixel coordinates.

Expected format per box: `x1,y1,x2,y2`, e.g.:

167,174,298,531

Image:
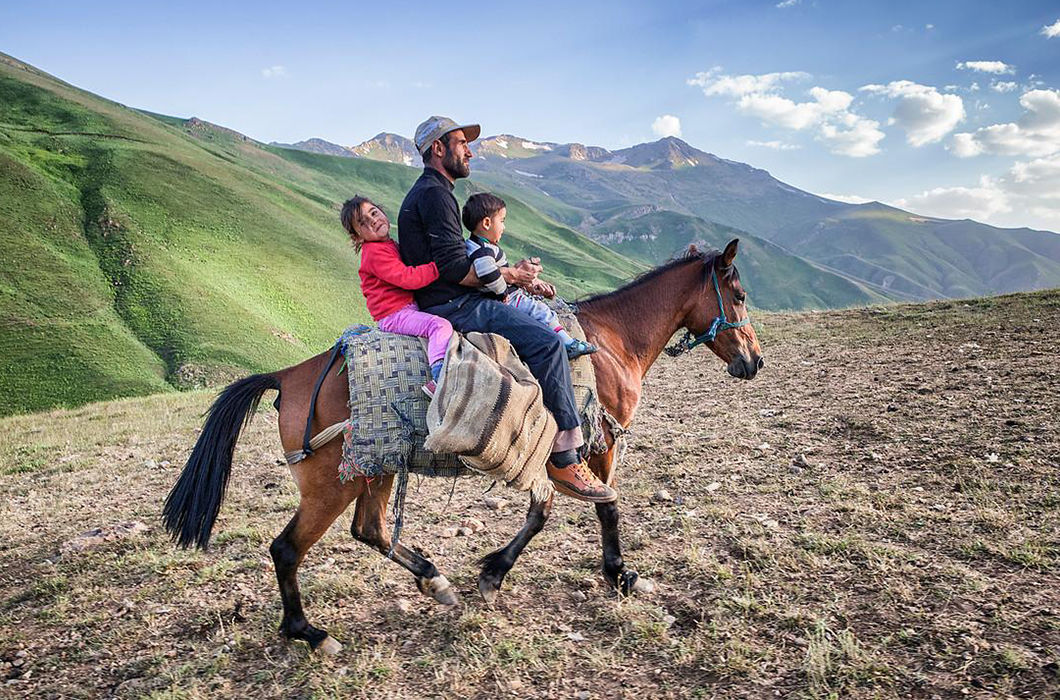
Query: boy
461,193,597,361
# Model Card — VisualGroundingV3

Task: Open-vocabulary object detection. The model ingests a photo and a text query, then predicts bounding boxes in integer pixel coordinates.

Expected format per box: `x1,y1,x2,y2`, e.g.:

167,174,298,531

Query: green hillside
587,208,893,309
0,53,642,415
770,203,1060,300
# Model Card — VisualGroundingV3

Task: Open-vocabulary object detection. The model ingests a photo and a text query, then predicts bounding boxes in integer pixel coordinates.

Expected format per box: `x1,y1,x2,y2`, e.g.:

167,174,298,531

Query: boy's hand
528,279,556,298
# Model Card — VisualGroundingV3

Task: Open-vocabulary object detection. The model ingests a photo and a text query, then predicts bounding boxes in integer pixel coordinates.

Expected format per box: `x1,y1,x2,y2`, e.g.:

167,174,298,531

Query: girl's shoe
422,380,437,399
565,339,598,361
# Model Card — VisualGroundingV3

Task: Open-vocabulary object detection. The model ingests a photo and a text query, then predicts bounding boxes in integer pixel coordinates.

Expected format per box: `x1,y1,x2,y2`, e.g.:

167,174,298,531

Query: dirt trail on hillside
0,292,1057,698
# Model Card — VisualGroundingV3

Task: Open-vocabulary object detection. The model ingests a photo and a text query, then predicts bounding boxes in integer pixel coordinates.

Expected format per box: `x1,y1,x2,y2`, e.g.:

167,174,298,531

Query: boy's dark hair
462,192,507,232
340,195,374,252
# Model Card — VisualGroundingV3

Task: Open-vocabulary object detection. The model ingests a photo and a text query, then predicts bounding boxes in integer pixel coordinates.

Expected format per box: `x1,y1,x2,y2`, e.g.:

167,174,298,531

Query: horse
163,239,764,655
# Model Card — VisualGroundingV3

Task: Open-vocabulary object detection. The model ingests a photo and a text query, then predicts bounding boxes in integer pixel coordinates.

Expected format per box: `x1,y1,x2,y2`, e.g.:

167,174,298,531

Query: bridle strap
664,266,749,357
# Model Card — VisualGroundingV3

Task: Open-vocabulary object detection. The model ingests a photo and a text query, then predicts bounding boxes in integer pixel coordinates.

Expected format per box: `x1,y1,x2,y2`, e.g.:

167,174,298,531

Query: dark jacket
397,168,479,309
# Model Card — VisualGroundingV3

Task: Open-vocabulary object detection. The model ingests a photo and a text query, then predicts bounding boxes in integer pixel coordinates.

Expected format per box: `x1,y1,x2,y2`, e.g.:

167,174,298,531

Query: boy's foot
566,339,598,361
422,380,437,399
546,460,617,503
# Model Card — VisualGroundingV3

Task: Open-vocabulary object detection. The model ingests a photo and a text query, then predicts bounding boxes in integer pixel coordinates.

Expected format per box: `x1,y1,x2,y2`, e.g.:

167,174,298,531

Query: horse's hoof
478,577,500,605
617,570,655,596
419,575,460,606
315,636,343,655
630,576,655,595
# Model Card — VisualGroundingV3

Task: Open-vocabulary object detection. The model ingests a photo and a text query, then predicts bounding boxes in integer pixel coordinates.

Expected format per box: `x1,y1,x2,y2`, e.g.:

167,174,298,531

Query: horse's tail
163,372,280,549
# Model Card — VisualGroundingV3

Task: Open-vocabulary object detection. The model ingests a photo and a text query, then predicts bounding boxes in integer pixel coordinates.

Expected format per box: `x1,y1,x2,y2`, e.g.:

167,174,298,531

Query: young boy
461,193,597,361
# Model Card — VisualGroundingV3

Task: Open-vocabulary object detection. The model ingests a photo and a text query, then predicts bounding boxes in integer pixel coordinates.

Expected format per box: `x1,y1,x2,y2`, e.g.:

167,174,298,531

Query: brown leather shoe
547,460,617,503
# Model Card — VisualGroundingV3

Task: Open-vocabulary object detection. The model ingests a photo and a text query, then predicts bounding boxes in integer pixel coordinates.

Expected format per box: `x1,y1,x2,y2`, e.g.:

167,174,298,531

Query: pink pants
377,302,453,365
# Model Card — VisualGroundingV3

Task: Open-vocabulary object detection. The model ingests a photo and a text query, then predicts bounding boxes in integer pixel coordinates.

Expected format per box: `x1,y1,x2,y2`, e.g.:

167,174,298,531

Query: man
397,116,616,504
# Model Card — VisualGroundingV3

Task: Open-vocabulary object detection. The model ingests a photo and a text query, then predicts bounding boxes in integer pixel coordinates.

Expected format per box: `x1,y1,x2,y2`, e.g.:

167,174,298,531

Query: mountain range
278,132,1060,303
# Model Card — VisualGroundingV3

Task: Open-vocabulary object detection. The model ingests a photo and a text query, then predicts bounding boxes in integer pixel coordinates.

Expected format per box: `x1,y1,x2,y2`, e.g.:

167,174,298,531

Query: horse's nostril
757,357,765,370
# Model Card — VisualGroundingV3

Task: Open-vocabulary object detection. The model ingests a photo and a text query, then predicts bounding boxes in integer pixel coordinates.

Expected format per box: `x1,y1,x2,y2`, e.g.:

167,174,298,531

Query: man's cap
414,116,481,155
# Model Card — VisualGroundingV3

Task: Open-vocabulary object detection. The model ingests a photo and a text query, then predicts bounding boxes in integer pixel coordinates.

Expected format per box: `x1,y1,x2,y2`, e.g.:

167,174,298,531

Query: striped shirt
465,234,510,296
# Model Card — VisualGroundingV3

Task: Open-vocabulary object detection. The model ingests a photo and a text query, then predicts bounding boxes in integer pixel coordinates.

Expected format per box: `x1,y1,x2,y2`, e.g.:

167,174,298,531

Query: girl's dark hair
461,192,506,232
340,195,376,252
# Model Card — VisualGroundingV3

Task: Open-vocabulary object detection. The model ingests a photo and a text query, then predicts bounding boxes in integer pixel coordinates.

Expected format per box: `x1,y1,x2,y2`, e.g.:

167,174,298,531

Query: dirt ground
1,290,1057,699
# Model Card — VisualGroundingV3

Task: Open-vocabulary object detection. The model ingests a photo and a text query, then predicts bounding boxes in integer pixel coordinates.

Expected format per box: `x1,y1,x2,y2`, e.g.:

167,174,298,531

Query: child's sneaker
422,380,437,399
565,339,598,361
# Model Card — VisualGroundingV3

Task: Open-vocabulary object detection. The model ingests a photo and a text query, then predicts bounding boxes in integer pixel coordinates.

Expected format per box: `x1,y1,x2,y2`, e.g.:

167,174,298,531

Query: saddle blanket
335,297,619,485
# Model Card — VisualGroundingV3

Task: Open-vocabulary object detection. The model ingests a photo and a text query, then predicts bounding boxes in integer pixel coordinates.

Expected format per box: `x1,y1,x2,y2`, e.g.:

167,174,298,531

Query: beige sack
424,332,555,500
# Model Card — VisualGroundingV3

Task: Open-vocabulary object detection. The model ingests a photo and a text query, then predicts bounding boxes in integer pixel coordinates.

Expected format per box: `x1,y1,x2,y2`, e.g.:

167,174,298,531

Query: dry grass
1,290,1058,698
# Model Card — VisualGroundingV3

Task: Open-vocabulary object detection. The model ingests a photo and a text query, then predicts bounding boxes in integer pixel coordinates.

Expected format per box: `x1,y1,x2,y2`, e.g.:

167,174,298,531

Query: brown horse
163,239,763,654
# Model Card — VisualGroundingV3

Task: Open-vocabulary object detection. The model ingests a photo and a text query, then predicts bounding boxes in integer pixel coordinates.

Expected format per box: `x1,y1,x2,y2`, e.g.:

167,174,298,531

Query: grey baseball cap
414,116,481,155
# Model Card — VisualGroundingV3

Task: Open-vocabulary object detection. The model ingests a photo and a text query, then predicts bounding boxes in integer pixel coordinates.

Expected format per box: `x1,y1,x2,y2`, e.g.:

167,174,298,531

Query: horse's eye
735,293,746,304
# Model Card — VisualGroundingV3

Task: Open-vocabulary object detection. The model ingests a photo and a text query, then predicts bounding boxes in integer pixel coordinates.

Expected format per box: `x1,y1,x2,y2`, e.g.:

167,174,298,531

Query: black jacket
397,168,480,309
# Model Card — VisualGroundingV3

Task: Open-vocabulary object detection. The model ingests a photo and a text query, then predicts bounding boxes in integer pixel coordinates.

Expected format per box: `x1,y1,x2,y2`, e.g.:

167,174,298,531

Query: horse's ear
720,238,739,267
687,243,699,255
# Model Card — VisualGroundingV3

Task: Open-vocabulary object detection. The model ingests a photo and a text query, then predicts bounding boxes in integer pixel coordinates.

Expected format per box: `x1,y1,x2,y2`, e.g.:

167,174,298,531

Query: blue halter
664,266,750,357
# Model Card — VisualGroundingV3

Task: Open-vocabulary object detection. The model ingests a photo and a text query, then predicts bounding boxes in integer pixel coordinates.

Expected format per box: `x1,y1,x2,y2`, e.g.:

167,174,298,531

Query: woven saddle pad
337,325,467,481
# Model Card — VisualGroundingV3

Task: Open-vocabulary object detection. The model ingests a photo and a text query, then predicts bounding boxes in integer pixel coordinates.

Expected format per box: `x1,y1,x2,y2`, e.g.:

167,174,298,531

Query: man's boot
546,460,617,503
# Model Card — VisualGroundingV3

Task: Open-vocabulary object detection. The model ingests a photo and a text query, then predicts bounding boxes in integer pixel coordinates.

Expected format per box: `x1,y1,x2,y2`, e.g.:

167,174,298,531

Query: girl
341,196,452,395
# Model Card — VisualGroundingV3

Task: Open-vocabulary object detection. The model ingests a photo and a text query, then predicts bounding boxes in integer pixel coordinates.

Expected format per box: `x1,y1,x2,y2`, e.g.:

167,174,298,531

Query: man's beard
441,146,470,179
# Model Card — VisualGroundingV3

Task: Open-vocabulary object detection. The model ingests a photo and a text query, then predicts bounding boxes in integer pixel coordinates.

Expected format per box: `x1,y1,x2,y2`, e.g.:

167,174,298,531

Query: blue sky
2,0,1059,231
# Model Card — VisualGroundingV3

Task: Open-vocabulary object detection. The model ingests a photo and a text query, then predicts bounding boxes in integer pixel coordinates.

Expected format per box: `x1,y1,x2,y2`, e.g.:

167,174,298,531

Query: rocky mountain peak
611,137,711,170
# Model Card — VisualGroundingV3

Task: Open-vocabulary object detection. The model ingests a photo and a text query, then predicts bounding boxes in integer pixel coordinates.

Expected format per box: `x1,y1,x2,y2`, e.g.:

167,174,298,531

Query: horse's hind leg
350,475,459,605
271,482,360,654
477,492,554,604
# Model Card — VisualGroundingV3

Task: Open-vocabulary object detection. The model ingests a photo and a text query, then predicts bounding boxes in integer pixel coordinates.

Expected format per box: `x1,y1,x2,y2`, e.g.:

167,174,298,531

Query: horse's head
682,239,764,380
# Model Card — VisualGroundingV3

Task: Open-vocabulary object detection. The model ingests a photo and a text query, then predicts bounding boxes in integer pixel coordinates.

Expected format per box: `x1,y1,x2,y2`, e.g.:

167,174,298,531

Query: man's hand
528,279,556,298
501,266,537,287
515,257,543,275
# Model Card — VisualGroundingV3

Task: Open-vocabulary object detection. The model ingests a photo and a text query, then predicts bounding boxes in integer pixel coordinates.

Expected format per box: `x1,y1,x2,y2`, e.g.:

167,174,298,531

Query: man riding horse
397,115,617,504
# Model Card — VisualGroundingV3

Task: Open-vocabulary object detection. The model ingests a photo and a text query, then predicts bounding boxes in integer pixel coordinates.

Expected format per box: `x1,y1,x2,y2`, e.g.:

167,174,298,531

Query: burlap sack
424,332,555,500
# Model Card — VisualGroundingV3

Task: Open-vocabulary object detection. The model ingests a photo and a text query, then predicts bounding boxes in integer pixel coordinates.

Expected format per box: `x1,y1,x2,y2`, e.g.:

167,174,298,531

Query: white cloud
956,61,1015,75
896,154,1060,231
817,192,873,204
775,0,799,7
991,81,1019,93
690,68,882,157
651,115,682,138
746,139,801,150
1042,19,1060,38
261,65,287,79
688,68,809,98
817,114,886,157
951,89,1060,157
860,81,965,146
925,24,935,30
896,176,1012,221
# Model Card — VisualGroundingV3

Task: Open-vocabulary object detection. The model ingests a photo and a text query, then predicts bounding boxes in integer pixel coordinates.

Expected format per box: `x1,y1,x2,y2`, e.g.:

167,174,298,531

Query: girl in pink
341,196,452,395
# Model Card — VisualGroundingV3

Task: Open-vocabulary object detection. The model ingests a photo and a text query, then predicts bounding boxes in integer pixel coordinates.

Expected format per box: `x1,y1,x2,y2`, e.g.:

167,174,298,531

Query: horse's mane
578,247,737,306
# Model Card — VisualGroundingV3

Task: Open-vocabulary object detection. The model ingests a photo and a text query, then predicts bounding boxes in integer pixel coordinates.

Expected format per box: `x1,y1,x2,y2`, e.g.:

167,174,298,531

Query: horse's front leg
590,445,655,596
595,501,652,595
477,492,553,604
350,475,459,605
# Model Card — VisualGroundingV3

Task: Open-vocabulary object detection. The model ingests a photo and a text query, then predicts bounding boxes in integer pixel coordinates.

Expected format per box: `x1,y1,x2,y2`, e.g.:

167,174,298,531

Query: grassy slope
586,208,894,310
474,160,903,309
773,204,1060,300
0,54,642,415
